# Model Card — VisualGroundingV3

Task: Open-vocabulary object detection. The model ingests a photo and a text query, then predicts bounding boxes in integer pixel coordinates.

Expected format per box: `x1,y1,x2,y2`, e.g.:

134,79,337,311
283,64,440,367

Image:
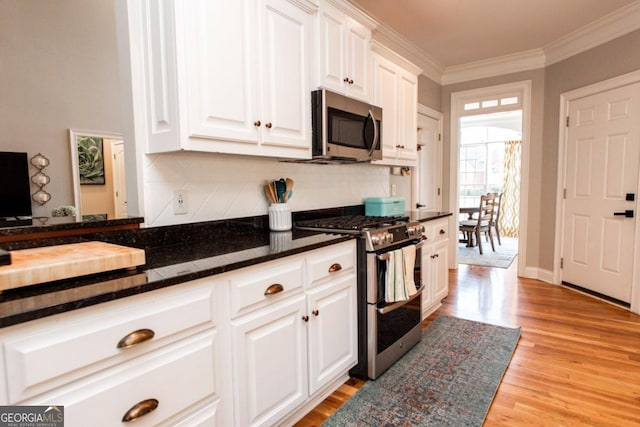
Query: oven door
366,241,424,379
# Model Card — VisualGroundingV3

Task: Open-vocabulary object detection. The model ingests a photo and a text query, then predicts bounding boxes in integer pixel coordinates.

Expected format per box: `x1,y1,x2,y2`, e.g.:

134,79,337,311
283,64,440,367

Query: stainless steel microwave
310,89,382,163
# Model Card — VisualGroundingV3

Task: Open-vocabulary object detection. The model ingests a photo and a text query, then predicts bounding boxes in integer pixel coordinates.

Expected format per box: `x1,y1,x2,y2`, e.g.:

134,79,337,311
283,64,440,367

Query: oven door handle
376,240,425,261
377,284,425,315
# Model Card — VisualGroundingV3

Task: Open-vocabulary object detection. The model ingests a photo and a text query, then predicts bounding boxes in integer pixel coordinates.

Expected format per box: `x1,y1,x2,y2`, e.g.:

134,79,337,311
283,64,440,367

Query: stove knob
386,232,394,244
371,234,380,246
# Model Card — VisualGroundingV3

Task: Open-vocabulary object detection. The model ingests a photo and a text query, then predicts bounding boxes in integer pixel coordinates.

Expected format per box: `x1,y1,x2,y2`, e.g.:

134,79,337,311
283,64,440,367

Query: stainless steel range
296,215,425,379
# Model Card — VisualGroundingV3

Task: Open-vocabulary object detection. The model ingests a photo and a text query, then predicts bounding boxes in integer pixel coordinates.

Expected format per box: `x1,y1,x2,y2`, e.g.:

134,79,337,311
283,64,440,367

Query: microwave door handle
367,109,379,157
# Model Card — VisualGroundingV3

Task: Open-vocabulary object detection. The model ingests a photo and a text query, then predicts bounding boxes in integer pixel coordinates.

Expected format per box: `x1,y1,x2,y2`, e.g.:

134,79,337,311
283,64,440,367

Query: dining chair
459,193,496,254
490,192,503,245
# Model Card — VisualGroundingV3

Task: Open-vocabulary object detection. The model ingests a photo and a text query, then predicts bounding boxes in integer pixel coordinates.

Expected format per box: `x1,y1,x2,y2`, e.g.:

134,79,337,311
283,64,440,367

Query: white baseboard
523,266,555,284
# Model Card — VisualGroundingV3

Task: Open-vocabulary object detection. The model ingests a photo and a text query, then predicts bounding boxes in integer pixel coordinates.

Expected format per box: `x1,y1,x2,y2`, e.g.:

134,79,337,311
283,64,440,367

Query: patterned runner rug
322,315,521,427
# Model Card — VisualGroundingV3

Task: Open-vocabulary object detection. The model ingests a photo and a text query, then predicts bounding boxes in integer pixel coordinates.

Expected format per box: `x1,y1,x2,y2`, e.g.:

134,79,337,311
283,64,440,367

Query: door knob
613,210,634,218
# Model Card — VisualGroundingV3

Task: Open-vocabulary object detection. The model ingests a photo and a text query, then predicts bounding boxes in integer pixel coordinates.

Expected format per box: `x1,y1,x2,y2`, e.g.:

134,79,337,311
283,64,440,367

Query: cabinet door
396,70,418,162
258,0,311,152
231,295,307,427
373,54,399,159
433,239,449,301
306,274,357,395
317,5,347,94
345,20,371,102
140,0,181,153
183,0,259,144
421,245,435,317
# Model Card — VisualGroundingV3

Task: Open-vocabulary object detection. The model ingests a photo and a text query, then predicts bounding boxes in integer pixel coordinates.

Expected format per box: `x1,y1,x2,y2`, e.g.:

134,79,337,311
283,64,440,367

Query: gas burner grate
296,215,409,231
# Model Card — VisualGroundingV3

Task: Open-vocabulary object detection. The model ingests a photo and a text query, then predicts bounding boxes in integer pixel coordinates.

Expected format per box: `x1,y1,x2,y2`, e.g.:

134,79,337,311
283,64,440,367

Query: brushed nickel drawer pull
122,398,159,422
264,283,284,296
117,328,155,349
328,263,342,273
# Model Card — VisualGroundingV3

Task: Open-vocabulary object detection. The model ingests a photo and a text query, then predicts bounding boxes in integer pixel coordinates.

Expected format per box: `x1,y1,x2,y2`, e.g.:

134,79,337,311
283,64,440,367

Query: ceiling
348,0,638,69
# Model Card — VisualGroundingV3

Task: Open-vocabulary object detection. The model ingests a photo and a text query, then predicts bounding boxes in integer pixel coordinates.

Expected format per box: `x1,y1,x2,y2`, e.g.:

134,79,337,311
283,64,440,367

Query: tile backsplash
143,152,391,227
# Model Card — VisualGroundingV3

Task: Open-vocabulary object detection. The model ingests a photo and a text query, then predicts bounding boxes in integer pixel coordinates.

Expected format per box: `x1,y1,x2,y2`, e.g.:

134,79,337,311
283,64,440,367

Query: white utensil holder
268,203,292,231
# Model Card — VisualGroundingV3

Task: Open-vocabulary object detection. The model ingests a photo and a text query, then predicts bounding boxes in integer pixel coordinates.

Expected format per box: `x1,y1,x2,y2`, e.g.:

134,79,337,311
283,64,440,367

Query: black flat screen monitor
0,152,33,220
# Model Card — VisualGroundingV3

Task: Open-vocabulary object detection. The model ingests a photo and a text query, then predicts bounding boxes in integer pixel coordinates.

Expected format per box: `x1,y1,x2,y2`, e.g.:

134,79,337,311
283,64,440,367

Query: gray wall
0,0,123,217
417,75,442,111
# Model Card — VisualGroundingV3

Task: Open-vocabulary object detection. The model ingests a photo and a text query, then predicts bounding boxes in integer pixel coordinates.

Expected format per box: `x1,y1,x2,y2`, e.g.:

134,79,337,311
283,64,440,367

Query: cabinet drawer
33,332,217,427
423,219,449,243
228,256,305,318
432,219,449,242
3,280,216,403
307,241,356,287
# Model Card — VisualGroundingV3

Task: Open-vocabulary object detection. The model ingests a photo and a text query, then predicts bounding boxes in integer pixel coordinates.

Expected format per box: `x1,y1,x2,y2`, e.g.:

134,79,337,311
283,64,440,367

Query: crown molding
370,22,443,83
371,40,422,75
344,0,640,85
287,0,319,14
327,0,378,30
441,49,545,86
543,0,640,65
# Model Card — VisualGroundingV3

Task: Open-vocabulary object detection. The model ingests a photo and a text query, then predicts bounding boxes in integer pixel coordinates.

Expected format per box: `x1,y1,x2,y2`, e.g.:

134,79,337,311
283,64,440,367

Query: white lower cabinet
306,273,357,395
0,277,228,426
227,240,357,427
35,332,218,427
422,219,450,319
0,240,357,427
232,294,308,427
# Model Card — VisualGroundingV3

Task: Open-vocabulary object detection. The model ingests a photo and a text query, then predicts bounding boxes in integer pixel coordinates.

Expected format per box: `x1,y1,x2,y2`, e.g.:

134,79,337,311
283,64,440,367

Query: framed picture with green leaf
77,136,105,185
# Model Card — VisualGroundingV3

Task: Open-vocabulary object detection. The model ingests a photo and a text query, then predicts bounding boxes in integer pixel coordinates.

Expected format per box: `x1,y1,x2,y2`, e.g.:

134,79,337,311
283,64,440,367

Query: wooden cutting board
0,241,146,292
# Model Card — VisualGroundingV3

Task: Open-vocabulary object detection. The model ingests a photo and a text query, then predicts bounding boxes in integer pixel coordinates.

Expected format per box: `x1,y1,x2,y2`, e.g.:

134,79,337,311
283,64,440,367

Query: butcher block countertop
0,242,146,292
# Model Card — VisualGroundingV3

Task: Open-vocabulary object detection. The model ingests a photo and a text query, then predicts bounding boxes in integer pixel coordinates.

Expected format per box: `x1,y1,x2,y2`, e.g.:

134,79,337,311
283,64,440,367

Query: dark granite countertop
0,218,352,328
407,210,453,222
0,207,451,328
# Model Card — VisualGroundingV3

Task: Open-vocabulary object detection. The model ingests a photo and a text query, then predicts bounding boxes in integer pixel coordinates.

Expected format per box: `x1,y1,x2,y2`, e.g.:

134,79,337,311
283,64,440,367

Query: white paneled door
414,110,442,211
562,82,640,303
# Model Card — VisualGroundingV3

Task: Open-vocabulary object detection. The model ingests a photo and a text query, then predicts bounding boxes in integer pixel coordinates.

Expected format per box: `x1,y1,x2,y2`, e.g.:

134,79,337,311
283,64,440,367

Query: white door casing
112,141,128,218
449,81,531,274
558,78,640,306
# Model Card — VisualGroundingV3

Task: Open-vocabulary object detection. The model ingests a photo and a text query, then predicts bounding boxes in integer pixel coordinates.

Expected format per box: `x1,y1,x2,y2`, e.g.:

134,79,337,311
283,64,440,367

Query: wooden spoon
263,183,276,204
284,177,294,202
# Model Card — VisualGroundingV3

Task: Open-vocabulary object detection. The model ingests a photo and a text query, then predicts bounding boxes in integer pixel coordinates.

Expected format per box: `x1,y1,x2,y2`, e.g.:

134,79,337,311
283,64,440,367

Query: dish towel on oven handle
385,244,418,303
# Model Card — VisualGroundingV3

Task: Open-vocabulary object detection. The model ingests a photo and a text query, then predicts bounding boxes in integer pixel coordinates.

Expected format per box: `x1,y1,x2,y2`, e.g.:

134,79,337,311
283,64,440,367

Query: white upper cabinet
371,42,421,166
123,0,316,159
316,1,374,103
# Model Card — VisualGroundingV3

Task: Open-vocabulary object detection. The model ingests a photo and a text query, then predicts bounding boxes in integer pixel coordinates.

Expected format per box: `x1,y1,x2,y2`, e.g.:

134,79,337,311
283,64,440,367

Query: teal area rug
322,315,521,427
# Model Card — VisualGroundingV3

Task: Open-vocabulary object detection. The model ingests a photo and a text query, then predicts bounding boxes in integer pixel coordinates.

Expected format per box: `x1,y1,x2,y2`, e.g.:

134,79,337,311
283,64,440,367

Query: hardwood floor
295,261,640,426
